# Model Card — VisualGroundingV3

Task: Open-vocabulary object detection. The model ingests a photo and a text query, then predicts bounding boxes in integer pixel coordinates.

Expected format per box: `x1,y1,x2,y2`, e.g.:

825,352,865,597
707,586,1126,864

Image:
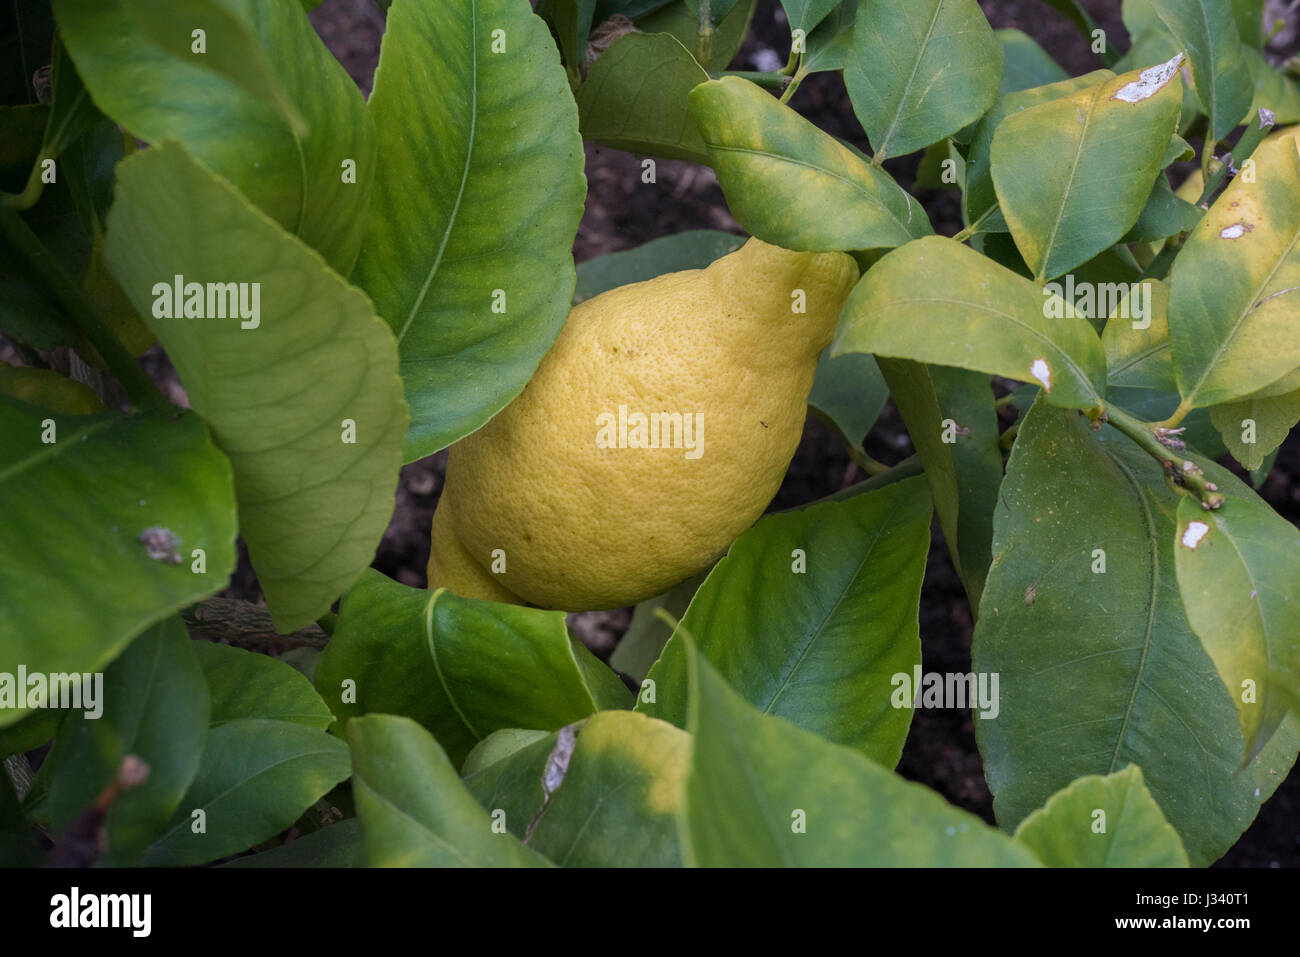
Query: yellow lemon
427,237,859,611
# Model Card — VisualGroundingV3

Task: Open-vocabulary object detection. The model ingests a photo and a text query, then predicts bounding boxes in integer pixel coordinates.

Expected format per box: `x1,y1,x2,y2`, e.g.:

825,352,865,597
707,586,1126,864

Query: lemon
427,237,859,611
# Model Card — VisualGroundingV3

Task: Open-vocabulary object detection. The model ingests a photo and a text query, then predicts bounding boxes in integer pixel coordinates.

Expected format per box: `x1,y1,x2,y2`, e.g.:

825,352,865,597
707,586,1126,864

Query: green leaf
0,366,100,413
1101,279,1176,391
120,0,307,136
354,0,585,461
681,638,1038,866
1037,0,1120,65
991,58,1185,281
1150,0,1254,139
1013,766,1190,866
799,0,856,75
104,141,408,633
461,728,552,778
574,230,742,303
1175,484,1300,762
963,70,1113,235
0,403,236,726
348,714,549,867
876,360,1002,609
314,570,627,767
465,711,689,867
0,709,62,759
808,350,888,451
638,0,756,70
1209,385,1300,470
609,573,706,685
779,0,840,35
641,477,930,766
578,32,710,163
1121,173,1202,243
835,236,1107,410
55,0,373,275
0,768,41,867
1245,46,1300,124
220,818,364,867
1231,0,1266,45
844,0,1003,162
537,0,599,74
194,642,334,731
1168,133,1300,407
689,77,932,252
46,617,208,866
972,396,1300,865
995,28,1069,94
140,717,350,866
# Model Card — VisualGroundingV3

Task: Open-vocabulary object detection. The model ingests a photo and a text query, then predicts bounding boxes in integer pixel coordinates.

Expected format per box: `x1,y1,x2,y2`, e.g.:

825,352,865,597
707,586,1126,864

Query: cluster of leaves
2,0,1299,867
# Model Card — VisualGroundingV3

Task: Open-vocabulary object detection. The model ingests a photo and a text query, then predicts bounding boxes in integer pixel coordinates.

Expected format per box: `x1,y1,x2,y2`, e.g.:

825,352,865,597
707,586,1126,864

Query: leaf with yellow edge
834,236,1106,411
991,55,1185,282
1169,133,1300,407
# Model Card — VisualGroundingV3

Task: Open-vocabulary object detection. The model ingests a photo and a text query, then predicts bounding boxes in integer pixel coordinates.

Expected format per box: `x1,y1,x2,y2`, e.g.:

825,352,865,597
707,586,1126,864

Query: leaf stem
1155,397,1193,430
778,66,805,104
695,0,714,65
1102,404,1224,509
0,205,166,412
1195,108,1276,208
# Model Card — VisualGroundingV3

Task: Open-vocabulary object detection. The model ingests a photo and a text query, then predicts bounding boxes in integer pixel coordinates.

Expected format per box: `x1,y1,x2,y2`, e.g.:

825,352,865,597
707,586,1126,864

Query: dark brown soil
300,0,1298,866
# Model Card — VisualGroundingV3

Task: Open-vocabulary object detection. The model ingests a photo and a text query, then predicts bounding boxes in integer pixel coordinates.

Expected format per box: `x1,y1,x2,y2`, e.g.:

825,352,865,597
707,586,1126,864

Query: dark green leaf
220,818,364,867
47,618,209,866
195,642,334,730
574,230,742,303
349,714,549,867
579,32,711,163
315,570,628,767
972,396,1300,865
641,477,931,766
878,360,1002,609
140,718,350,866
682,638,1038,866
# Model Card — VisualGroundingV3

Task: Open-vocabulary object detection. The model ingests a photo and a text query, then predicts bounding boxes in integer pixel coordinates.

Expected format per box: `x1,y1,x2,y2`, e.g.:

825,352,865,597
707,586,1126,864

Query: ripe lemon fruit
427,237,859,611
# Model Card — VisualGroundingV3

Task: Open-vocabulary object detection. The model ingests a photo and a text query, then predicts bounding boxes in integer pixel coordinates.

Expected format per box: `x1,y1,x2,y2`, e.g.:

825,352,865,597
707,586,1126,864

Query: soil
291,0,1299,866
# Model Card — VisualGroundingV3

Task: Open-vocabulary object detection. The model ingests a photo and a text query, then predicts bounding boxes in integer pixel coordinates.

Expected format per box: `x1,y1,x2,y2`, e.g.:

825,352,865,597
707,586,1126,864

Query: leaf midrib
875,0,946,160
397,3,479,344
706,144,916,237
867,293,1101,404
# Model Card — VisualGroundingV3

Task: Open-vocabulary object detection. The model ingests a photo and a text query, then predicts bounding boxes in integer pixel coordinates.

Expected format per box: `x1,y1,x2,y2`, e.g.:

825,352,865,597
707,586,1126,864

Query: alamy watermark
0,666,103,719
595,405,703,459
1043,275,1152,329
891,666,1000,719
151,273,261,329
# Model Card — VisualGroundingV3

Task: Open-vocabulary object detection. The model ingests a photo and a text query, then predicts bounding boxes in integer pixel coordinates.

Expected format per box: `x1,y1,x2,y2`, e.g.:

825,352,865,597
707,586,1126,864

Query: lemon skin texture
427,237,859,611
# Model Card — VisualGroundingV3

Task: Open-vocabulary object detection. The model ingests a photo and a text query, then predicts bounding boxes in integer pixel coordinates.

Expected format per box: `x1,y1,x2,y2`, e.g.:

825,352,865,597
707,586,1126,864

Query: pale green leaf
354,0,585,460
689,76,931,252
844,0,1003,161
1013,766,1190,867
835,236,1107,410
104,141,408,633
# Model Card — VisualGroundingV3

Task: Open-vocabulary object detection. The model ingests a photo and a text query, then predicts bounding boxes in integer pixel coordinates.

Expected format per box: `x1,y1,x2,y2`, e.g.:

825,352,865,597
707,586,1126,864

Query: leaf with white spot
834,236,1107,411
